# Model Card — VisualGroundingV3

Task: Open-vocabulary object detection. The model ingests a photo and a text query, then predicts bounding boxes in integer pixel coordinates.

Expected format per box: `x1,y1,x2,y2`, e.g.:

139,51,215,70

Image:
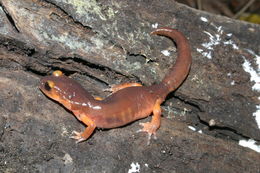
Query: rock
0,0,259,172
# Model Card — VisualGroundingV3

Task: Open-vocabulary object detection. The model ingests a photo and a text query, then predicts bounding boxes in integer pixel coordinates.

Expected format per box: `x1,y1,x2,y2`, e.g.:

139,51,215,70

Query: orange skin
39,27,192,143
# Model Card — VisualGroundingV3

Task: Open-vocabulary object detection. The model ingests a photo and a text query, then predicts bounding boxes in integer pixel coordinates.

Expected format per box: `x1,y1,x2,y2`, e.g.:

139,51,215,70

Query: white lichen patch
90,36,105,49
61,126,69,137
242,49,260,129
239,139,260,153
200,31,221,59
203,31,221,49
63,153,73,164
202,51,212,59
128,162,140,173
197,23,239,59
152,23,159,28
243,49,260,133
188,126,203,134
253,104,260,129
223,40,239,50
200,17,208,22
65,0,107,21
242,57,260,91
41,28,109,57
246,49,260,73
43,33,88,51
196,48,203,53
188,126,196,131
226,33,232,37
106,6,119,19
198,130,203,134
161,50,170,56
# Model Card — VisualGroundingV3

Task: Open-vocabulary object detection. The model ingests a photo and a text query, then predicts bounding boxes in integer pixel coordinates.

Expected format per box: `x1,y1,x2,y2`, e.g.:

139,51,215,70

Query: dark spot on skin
106,116,122,125
44,82,51,91
105,117,115,124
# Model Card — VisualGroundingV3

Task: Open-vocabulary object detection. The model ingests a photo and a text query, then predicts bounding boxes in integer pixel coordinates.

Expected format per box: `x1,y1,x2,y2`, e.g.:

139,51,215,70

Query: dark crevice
146,58,157,63
24,63,78,78
78,71,109,86
196,114,251,142
49,66,77,76
169,94,252,142
127,53,146,58
128,74,143,84
59,56,138,81
172,94,204,112
0,117,6,142
0,36,36,57
0,4,20,33
49,57,109,85
26,48,36,57
126,52,157,64
24,66,48,76
60,56,107,72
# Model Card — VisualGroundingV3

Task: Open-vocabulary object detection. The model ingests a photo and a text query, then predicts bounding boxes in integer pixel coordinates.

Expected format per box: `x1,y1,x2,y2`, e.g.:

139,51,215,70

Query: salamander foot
138,122,158,145
70,130,86,143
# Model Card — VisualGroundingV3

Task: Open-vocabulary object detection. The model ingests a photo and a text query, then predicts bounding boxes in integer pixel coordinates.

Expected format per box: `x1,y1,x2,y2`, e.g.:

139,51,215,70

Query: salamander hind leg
139,99,162,144
70,115,96,143
104,83,142,93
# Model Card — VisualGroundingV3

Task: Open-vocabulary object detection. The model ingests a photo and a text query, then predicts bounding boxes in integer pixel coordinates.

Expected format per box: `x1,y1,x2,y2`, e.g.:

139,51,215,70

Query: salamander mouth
39,79,46,90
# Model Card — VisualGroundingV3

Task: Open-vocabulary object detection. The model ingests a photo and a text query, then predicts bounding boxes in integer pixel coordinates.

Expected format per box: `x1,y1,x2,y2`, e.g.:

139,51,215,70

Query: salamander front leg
139,99,162,144
104,83,142,93
70,115,96,143
94,96,103,101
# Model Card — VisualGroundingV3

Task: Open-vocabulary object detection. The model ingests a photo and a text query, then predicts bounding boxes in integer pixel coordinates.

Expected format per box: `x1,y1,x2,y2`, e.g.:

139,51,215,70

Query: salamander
39,27,192,143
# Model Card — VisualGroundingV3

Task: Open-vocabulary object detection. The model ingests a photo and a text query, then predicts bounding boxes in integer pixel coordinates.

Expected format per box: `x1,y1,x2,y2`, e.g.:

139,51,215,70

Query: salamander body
39,27,192,143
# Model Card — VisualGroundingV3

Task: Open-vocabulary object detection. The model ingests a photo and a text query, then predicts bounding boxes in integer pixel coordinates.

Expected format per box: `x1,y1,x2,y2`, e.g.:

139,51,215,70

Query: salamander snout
39,70,64,101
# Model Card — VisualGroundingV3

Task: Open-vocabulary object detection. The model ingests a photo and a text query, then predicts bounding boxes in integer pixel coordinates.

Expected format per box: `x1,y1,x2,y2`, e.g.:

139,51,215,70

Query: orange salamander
39,27,192,143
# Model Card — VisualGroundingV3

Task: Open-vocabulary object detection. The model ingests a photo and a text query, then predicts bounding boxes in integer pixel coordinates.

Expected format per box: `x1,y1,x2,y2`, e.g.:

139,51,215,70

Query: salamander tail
151,27,192,94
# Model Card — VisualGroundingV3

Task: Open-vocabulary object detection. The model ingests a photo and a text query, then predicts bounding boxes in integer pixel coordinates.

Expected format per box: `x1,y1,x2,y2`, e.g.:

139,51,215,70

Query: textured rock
0,0,259,172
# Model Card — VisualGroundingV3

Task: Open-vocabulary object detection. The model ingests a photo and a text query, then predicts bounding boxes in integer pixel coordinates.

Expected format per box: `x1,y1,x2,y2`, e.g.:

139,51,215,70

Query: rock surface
0,0,259,172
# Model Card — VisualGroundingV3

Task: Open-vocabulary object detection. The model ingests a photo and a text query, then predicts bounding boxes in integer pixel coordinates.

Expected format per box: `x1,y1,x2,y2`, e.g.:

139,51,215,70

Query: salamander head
39,70,94,107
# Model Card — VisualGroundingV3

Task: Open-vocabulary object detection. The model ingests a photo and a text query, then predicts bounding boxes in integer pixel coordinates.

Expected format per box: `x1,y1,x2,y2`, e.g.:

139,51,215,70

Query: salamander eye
44,80,55,91
52,70,63,77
